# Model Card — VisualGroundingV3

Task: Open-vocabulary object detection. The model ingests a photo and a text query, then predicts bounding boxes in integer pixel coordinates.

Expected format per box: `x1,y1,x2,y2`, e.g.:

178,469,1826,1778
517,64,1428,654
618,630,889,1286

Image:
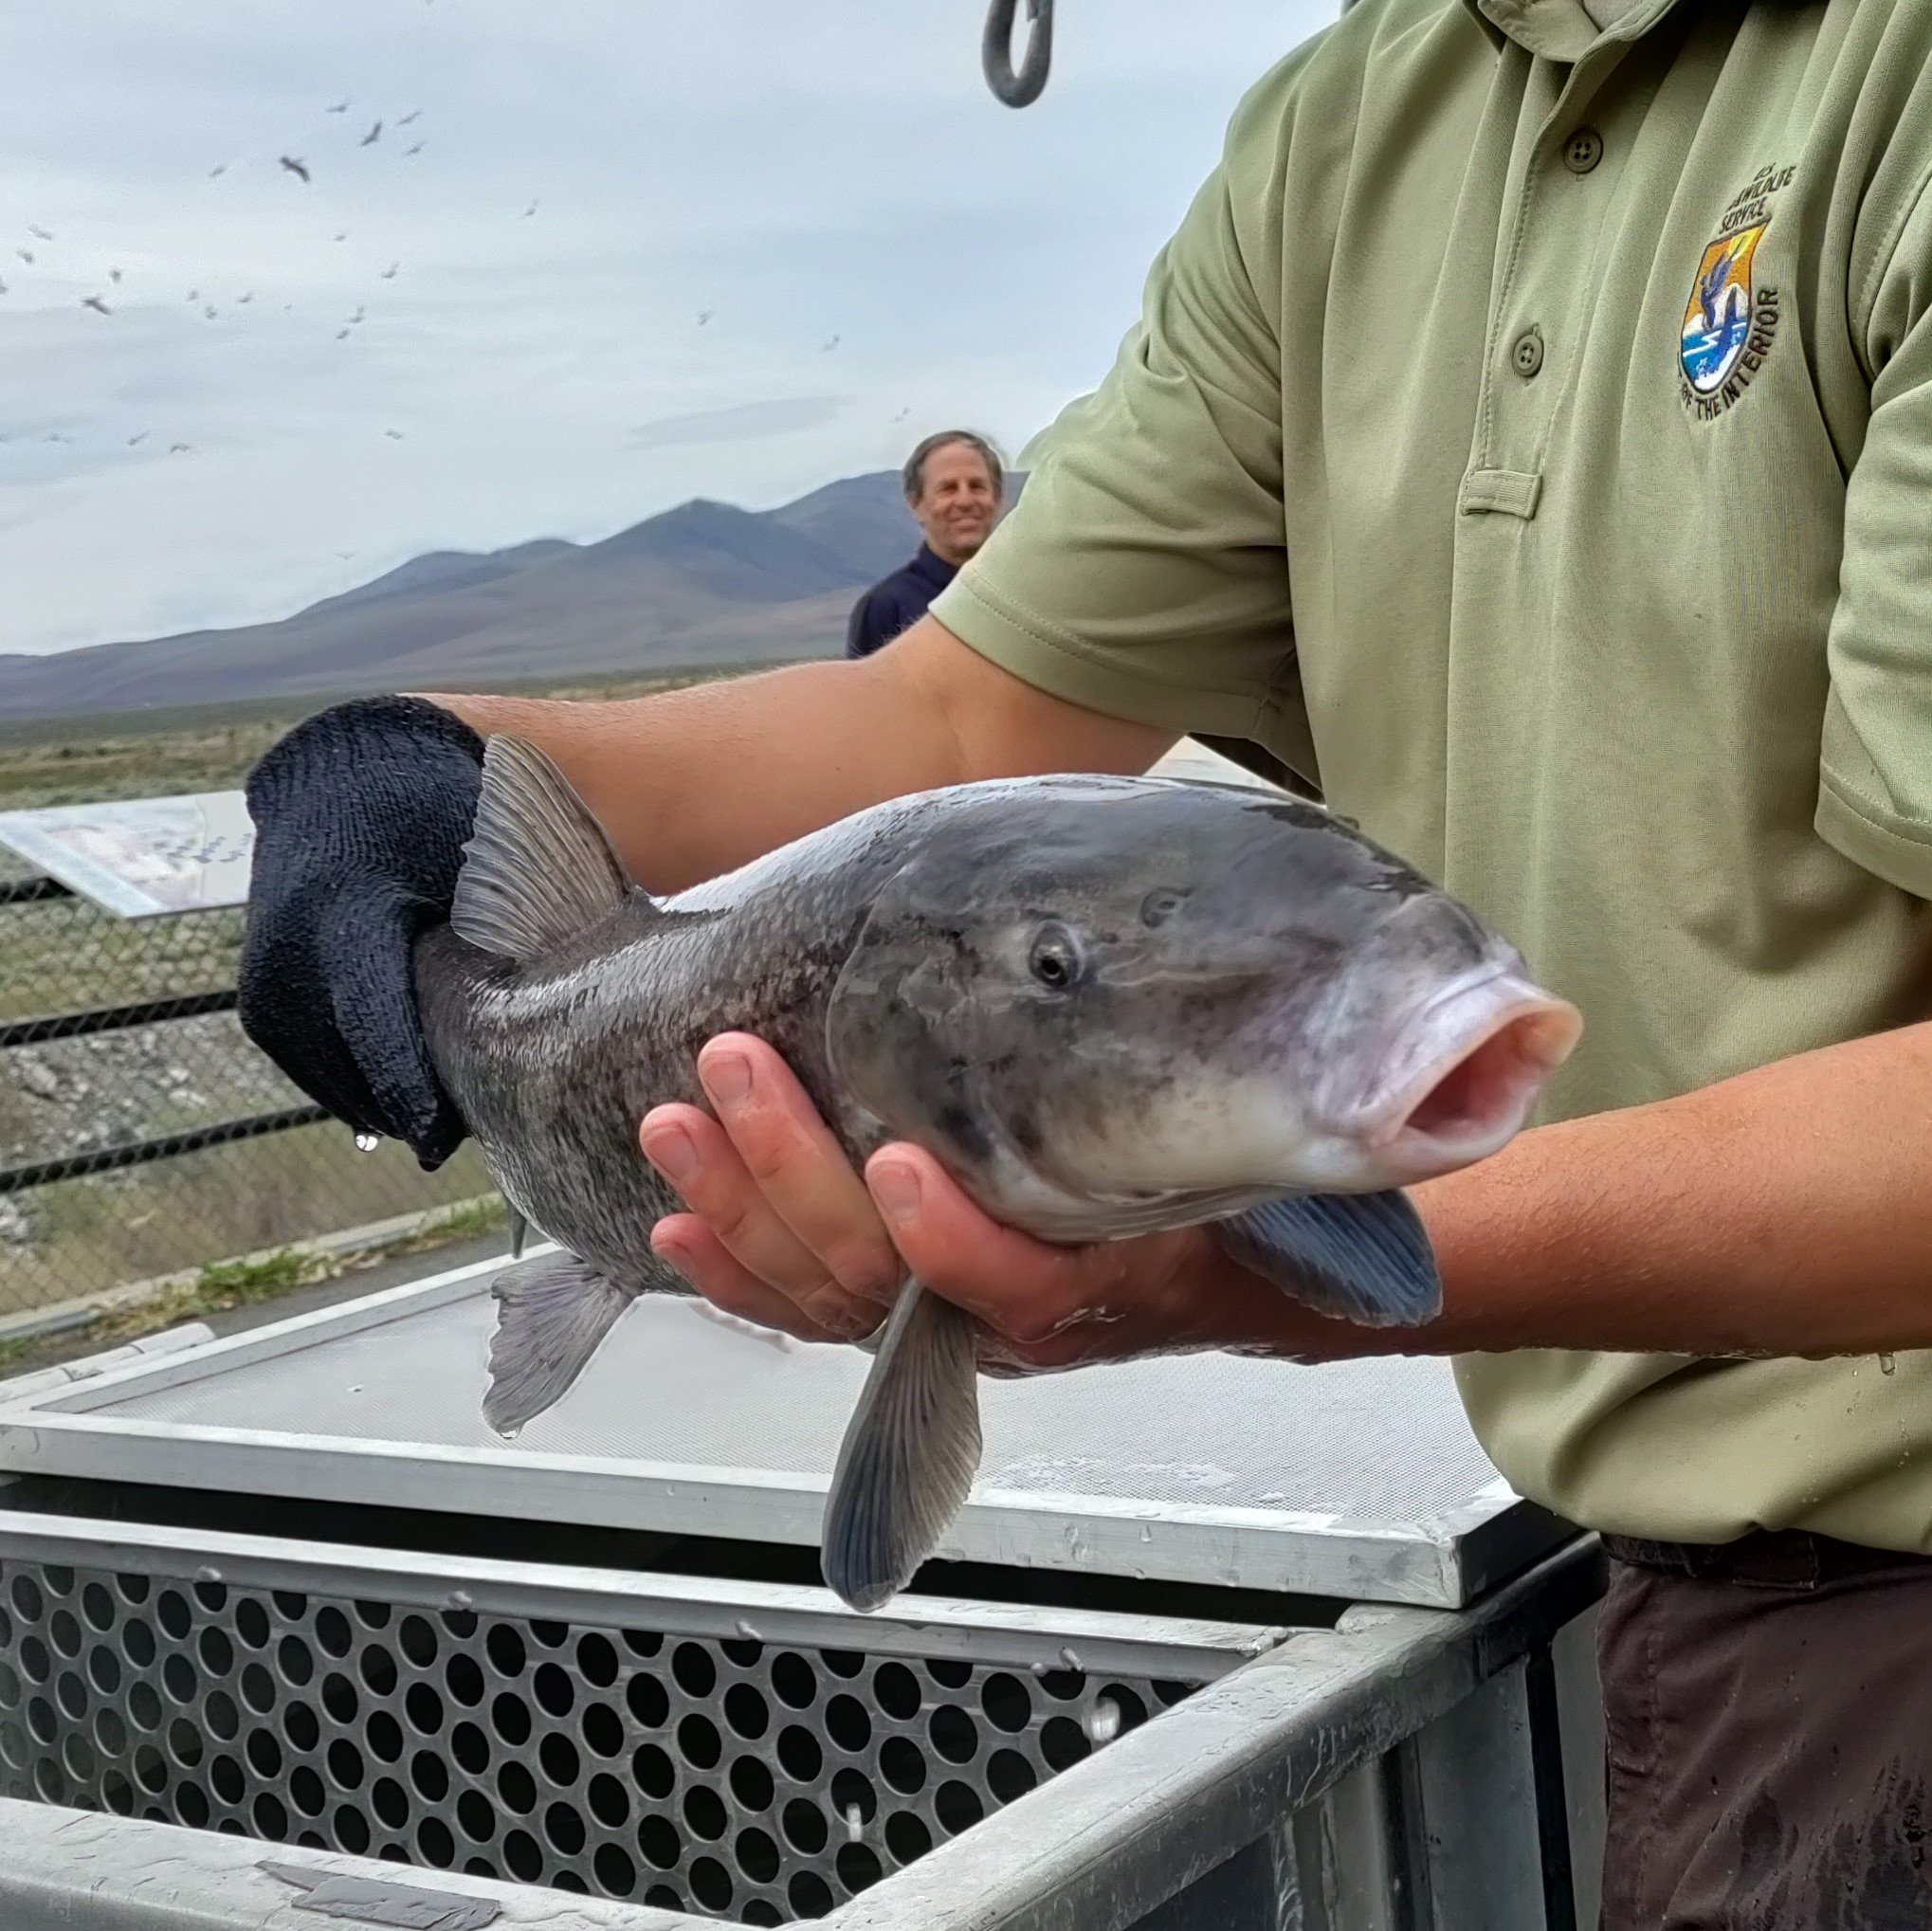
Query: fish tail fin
451,736,642,962
822,1284,981,1612
1214,1190,1442,1327
483,1251,631,1437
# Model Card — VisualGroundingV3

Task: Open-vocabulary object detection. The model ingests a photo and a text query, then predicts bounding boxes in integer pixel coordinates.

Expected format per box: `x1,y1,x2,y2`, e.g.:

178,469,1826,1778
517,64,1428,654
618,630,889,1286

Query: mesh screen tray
0,1513,1283,1923
0,1256,1565,1609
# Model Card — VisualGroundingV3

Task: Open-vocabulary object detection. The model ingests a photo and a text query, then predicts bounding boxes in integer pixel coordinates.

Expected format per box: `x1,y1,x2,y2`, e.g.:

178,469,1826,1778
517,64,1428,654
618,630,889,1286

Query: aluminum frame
0,1258,1569,1610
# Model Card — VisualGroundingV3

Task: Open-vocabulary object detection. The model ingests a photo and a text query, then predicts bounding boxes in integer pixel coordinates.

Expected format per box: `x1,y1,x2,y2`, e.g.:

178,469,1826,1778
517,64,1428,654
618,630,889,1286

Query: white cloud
0,0,1332,656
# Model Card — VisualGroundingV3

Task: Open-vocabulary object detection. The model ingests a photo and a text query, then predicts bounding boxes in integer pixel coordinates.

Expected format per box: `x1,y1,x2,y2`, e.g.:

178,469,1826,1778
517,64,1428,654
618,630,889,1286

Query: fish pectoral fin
450,736,639,963
1215,1191,1442,1328
822,1284,981,1612
483,1251,632,1438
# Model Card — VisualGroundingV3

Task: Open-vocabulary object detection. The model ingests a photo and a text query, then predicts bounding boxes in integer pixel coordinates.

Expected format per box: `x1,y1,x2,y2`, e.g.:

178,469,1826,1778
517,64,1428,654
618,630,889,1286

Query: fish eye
1028,923,1084,992
1139,888,1189,928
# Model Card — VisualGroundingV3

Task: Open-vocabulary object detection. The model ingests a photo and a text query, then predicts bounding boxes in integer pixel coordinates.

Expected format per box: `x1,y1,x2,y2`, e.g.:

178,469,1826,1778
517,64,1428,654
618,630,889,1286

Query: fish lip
1354,963,1581,1183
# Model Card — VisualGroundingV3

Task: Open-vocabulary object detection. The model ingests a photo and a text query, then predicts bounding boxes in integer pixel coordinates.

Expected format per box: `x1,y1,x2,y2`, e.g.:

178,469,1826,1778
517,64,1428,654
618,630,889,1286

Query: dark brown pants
1598,1531,1932,1930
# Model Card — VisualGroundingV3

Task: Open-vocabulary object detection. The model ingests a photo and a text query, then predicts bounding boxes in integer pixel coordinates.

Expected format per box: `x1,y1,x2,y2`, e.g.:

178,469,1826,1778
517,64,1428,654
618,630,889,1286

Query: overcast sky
0,1,1329,657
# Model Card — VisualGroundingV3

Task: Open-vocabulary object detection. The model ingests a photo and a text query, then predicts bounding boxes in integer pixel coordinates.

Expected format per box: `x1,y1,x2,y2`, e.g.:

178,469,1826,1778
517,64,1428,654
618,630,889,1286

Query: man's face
911,442,1002,564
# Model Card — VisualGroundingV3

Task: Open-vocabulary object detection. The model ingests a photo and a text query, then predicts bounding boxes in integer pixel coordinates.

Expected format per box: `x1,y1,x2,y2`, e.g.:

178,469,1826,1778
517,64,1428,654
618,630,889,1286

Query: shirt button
1510,326,1544,378
1563,126,1604,173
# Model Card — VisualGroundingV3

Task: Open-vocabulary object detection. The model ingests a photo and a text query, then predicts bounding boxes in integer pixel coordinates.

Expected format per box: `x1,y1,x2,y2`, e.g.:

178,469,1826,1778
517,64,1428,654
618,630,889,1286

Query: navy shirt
845,544,957,659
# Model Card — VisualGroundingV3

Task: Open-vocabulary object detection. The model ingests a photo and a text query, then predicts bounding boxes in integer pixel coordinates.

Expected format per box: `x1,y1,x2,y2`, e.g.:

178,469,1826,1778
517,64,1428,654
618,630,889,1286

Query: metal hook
983,0,1054,109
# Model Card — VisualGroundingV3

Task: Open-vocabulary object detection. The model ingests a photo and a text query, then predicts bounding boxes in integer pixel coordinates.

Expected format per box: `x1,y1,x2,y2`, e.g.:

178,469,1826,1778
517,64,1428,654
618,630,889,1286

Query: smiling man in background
845,430,1005,659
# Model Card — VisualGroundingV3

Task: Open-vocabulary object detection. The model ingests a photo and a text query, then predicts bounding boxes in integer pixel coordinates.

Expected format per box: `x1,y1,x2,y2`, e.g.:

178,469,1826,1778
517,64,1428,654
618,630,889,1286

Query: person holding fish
240,0,1932,1917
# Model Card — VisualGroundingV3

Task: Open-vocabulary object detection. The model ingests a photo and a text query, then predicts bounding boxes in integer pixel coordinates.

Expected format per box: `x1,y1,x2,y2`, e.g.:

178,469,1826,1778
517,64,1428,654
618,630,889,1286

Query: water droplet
1059,1647,1082,1671
1139,1524,1153,1544
1881,1354,1898,1375
845,1803,864,1843
1084,1698,1120,1743
1029,1661,1049,1679
195,1567,222,1584
354,1132,380,1153
736,1620,759,1643
447,1591,472,1611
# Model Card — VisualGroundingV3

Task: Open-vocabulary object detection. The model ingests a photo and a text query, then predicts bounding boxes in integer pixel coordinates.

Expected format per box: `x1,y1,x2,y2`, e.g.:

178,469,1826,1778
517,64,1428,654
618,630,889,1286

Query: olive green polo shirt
932,0,1932,1550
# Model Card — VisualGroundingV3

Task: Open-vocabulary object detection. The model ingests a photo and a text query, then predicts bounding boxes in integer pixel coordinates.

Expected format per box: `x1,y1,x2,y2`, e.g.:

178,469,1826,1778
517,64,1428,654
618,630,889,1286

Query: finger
697,1036,902,1306
640,1102,829,1297
864,1146,1107,1345
650,1215,851,1343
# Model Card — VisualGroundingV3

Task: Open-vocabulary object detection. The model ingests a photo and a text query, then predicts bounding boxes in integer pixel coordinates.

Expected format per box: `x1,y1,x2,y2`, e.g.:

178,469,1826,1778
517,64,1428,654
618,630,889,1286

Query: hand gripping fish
415,739,1579,1611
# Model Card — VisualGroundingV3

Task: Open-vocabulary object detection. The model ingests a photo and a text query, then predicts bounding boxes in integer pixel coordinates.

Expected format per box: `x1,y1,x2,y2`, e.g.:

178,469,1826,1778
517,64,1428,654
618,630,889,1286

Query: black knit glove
239,696,484,1169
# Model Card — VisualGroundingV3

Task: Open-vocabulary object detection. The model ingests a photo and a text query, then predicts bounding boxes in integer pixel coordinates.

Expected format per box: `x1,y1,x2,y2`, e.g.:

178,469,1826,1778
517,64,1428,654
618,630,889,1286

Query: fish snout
1348,963,1581,1185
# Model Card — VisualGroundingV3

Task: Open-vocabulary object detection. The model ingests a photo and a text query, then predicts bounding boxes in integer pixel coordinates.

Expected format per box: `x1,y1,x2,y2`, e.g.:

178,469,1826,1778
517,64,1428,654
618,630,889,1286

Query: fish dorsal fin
451,736,636,962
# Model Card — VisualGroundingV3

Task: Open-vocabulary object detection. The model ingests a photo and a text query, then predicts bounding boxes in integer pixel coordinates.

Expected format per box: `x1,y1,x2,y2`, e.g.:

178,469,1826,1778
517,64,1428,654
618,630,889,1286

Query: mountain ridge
0,469,931,722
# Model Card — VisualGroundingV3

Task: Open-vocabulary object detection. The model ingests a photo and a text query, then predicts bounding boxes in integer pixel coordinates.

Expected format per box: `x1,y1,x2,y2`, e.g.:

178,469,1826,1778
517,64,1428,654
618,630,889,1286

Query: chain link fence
0,859,497,1341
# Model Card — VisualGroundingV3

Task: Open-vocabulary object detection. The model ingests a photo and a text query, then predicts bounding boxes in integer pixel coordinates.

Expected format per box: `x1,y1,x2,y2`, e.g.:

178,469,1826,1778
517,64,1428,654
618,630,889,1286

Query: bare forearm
421,618,1173,891
1237,1020,1932,1361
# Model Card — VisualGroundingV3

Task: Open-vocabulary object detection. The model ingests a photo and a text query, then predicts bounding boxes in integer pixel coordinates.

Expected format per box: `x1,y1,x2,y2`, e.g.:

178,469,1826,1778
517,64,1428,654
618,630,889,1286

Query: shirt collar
1457,0,1686,64
910,543,959,588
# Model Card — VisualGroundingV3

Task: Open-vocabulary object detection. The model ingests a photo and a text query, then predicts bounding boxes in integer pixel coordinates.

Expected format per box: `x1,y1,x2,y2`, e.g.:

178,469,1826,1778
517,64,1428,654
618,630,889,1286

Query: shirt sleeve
929,58,1303,738
845,588,879,660
1816,178,1932,897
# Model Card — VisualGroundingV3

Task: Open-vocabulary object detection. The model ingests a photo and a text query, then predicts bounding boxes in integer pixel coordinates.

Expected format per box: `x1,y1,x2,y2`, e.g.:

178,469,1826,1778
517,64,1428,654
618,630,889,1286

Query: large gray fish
415,738,1579,1611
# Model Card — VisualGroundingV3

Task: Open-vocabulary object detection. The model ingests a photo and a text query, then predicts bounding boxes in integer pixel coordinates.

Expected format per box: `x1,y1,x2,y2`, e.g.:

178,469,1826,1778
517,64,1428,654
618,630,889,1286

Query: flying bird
821,334,841,352
44,432,68,444
0,280,8,296
335,327,351,340
698,309,714,325
27,226,53,242
15,250,32,264
326,100,350,114
360,120,382,147
522,199,538,217
380,261,399,280
209,162,228,178
237,290,253,304
336,549,358,559
186,288,199,301
405,141,425,156
168,443,191,454
81,296,110,316
384,428,404,440
279,155,311,183
892,407,910,421
397,109,422,126
204,304,218,319
345,307,365,325
108,267,122,283
127,431,149,446
334,230,349,243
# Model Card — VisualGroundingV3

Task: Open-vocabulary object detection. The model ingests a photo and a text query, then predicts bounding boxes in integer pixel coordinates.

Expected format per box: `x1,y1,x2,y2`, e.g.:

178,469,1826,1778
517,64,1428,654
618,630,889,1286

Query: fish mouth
1361,967,1582,1184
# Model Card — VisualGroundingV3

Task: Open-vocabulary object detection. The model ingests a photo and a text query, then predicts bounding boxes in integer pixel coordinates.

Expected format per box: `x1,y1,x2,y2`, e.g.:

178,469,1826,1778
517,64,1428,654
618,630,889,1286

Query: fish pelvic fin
822,1284,981,1612
451,736,637,962
1215,1191,1442,1328
483,1250,632,1437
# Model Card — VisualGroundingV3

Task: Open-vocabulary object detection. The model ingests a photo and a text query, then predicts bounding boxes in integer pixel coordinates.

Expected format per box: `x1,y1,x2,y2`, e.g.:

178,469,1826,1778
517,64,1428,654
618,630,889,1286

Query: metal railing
0,865,493,1339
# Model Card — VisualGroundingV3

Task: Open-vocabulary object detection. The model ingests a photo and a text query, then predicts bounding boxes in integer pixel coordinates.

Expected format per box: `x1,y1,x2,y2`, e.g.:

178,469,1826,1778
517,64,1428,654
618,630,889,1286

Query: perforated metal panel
0,1553,1199,1923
